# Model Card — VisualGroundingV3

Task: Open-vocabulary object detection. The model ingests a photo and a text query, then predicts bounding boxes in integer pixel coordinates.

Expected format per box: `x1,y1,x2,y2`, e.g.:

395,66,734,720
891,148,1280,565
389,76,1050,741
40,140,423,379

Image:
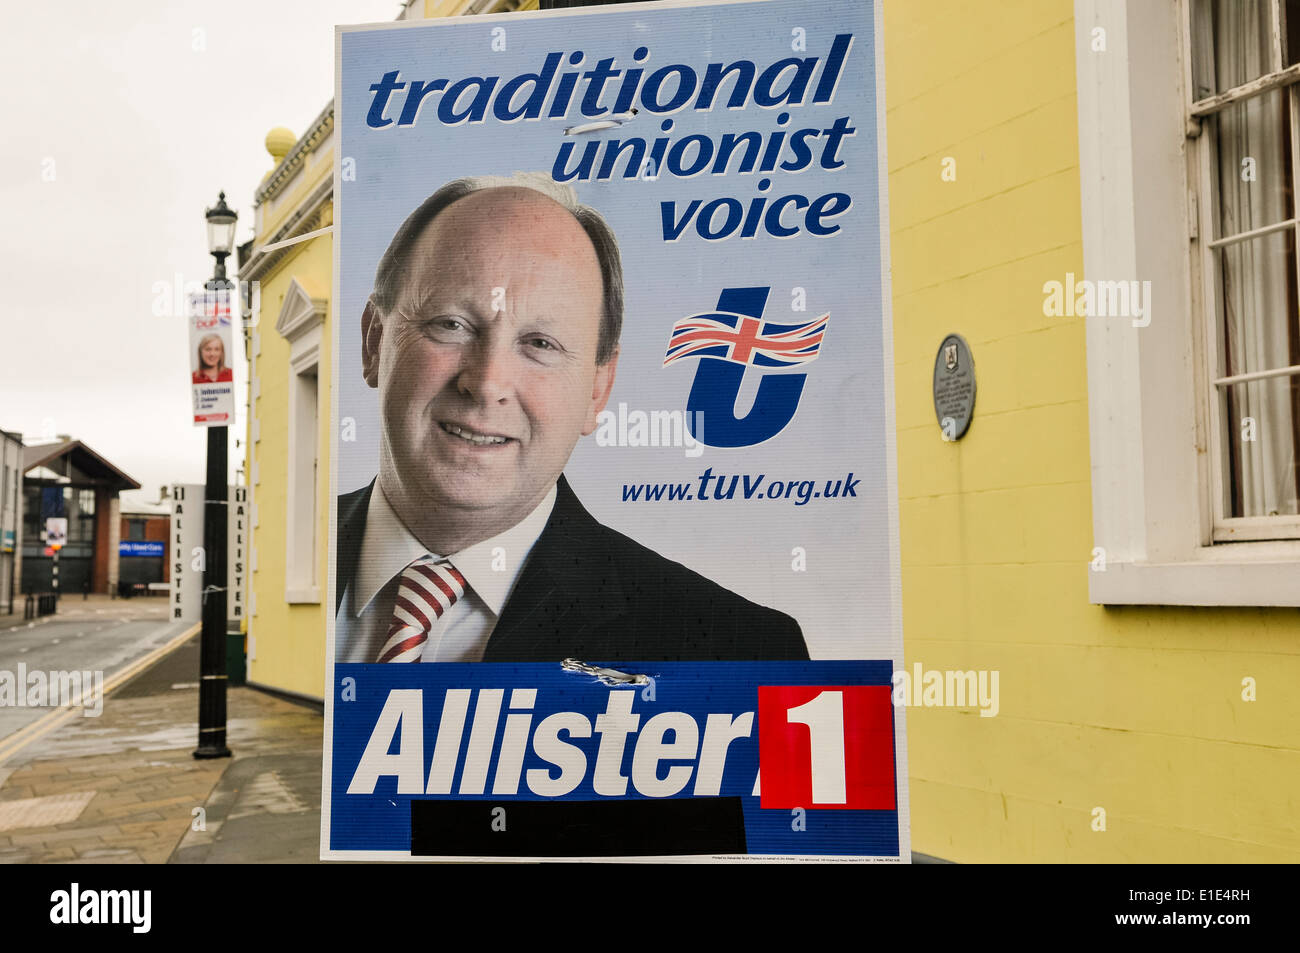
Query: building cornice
255,101,334,207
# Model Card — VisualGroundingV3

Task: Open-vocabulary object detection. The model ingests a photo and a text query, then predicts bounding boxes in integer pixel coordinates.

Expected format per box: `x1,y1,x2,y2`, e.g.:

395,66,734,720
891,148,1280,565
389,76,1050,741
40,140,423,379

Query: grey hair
371,171,623,365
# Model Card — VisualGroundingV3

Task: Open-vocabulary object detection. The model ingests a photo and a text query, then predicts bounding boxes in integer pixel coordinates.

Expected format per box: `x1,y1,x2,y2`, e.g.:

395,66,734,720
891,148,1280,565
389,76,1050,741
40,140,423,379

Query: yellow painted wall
247,231,333,700
885,0,1300,862
424,0,469,17
423,0,509,20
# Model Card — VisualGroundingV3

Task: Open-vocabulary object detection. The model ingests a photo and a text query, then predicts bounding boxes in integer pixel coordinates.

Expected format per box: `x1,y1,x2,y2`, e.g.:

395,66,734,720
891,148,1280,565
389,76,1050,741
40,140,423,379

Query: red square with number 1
756,685,896,810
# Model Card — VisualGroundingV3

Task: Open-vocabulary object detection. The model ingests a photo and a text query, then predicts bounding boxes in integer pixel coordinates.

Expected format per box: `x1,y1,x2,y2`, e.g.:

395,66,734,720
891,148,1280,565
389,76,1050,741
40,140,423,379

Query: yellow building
242,0,1300,861
888,0,1300,862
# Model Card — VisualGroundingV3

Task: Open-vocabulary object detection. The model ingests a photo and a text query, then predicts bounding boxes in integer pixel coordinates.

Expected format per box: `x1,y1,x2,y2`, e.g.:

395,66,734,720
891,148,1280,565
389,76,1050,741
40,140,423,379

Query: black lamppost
194,191,236,760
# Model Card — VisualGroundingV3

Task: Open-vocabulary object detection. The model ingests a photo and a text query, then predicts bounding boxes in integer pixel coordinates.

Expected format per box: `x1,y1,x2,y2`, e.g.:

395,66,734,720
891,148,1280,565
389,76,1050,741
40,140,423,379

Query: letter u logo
684,287,807,448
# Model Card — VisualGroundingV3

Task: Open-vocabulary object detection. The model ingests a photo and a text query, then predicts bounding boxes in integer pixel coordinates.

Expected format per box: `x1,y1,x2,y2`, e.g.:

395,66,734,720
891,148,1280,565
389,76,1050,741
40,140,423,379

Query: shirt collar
353,482,557,618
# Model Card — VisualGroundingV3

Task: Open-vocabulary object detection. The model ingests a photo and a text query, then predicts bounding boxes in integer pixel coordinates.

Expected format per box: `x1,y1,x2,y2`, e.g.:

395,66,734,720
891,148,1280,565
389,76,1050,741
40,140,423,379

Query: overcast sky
0,0,403,510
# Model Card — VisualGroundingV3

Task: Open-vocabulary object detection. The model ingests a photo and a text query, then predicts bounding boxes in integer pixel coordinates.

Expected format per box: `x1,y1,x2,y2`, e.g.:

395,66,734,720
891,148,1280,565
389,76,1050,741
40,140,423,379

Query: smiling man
335,172,808,664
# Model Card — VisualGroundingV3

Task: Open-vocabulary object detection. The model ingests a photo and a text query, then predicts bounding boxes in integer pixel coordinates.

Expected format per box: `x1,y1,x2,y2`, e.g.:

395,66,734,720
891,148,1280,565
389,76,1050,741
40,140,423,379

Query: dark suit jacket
336,475,809,662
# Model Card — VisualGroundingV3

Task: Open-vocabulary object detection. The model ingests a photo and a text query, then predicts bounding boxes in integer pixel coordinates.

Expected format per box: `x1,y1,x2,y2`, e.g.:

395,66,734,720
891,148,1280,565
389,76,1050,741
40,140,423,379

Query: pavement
0,595,323,864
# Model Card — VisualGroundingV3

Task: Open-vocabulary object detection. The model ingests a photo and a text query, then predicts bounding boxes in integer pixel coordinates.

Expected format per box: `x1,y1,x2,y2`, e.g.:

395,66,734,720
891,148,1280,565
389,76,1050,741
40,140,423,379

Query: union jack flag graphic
663,311,830,369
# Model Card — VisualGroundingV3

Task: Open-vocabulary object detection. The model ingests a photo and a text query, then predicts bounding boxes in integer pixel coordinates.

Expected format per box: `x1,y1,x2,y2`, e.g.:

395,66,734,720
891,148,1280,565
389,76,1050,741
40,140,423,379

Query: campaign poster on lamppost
326,0,905,861
187,289,236,426
44,517,67,551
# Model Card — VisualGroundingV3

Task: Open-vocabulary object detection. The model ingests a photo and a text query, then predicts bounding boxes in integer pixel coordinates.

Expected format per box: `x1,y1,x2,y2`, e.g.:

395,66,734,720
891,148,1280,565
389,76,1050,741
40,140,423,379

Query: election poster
44,517,67,551
187,289,236,426
325,0,905,861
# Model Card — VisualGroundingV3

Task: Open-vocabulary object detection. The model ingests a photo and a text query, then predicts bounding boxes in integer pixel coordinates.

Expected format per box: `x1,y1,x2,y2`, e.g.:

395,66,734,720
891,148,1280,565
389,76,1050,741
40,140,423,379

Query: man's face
363,188,617,531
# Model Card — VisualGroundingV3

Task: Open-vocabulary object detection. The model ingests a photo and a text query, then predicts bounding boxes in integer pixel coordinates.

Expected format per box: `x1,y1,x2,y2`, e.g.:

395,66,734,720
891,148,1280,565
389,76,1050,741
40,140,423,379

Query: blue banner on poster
331,661,898,858
119,541,165,557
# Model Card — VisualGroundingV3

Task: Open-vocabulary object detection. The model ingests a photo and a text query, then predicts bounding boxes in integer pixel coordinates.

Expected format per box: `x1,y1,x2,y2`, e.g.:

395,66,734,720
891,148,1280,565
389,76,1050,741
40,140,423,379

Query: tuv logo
663,287,827,448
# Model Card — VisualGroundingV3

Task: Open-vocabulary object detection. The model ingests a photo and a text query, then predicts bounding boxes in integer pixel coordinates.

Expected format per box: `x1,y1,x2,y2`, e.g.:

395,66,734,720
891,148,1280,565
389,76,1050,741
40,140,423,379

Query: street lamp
205,192,238,290
194,190,235,760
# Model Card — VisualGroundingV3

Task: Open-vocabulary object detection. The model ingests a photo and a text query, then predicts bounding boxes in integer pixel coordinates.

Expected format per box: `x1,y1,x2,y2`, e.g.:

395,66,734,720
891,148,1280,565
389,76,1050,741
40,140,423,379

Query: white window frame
277,276,325,605
1076,0,1300,606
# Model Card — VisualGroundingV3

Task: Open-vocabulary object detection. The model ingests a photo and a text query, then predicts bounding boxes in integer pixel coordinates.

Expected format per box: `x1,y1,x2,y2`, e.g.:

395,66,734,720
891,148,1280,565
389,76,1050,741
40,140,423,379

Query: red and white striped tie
376,556,467,663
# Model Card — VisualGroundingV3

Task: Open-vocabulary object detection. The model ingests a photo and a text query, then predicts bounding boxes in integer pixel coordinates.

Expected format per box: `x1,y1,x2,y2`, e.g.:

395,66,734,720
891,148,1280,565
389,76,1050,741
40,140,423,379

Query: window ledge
1090,558,1300,607
285,587,320,605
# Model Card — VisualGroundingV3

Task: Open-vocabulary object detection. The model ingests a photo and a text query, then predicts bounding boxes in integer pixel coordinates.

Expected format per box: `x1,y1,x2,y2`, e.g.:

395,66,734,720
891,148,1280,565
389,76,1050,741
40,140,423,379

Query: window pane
1284,0,1300,65
68,489,95,544
1192,0,1276,98
1217,228,1299,378
23,486,41,537
1221,376,1300,517
1211,89,1293,239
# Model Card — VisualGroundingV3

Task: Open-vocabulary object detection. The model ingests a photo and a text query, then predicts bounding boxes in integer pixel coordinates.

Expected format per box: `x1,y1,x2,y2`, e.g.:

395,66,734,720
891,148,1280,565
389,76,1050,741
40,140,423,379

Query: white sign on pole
188,289,237,427
227,485,247,623
170,483,246,624
44,517,67,550
170,484,204,622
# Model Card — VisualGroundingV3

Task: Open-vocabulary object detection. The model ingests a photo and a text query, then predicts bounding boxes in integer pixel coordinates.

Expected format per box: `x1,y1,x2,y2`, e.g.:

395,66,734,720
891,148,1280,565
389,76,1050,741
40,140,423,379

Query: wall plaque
932,334,976,440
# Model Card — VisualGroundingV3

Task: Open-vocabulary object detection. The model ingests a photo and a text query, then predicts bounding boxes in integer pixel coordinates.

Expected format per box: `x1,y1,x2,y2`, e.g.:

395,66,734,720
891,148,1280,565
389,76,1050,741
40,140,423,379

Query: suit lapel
484,476,629,661
335,481,373,615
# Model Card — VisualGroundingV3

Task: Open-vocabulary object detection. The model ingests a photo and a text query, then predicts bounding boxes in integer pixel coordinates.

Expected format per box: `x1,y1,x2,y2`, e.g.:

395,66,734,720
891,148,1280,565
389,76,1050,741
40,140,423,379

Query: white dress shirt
335,483,557,663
